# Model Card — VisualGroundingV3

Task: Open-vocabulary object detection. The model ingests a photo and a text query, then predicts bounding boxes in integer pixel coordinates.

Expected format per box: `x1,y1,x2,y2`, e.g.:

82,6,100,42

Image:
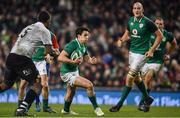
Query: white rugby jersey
11,22,52,58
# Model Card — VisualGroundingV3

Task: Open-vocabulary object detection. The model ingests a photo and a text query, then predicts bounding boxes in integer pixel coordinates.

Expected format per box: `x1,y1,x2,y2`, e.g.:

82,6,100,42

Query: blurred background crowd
0,0,179,91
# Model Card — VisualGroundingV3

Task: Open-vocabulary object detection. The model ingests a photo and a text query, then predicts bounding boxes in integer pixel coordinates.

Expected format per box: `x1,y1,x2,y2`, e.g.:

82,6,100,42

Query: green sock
43,99,48,108
18,100,23,107
136,81,149,101
117,86,132,106
147,89,151,94
88,95,98,109
64,100,72,112
139,88,151,104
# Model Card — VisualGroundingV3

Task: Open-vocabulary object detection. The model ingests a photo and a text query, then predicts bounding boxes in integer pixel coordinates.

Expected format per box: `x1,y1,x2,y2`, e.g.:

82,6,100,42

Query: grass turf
0,103,180,117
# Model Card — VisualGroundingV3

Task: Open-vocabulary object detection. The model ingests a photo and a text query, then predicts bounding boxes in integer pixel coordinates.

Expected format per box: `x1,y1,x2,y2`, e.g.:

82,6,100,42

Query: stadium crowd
0,0,179,91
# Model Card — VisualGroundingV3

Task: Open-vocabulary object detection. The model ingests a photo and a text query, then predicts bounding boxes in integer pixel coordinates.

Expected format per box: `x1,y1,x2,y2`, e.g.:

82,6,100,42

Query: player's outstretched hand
163,54,170,62
145,50,154,58
45,54,54,64
90,57,97,64
117,39,123,47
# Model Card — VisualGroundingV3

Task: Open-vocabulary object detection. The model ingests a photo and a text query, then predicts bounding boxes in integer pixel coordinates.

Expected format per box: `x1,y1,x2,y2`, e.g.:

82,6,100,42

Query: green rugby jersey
60,38,88,75
127,16,158,54
147,30,174,64
32,31,55,61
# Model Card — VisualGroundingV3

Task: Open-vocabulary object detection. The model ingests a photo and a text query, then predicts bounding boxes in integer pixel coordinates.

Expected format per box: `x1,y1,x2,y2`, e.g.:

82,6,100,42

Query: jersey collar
75,38,83,48
134,16,144,23
36,22,46,27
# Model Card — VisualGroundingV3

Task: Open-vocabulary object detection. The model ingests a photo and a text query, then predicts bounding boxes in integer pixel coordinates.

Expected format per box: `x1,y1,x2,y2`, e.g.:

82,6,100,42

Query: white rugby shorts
129,51,147,72
33,60,48,75
61,71,79,87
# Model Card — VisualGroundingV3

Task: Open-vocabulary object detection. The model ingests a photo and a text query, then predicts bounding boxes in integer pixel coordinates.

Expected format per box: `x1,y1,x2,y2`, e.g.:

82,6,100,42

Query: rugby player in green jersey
109,2,163,112
58,27,104,116
138,17,177,112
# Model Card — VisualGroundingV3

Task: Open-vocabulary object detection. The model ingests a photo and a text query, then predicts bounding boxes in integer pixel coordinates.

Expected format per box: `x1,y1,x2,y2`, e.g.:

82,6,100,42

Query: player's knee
86,82,95,96
147,69,154,77
86,82,93,91
127,69,138,79
134,78,141,84
41,82,48,88
126,70,138,87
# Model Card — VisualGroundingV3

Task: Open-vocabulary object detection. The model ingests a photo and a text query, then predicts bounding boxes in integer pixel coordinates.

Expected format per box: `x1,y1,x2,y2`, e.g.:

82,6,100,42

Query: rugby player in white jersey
0,10,54,116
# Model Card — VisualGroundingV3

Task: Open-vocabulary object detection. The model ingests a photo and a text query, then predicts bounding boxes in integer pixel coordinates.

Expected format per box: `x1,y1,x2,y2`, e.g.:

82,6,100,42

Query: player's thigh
34,60,48,77
141,63,161,76
34,60,49,86
40,75,49,87
129,51,147,72
17,60,38,85
61,71,79,87
74,76,93,89
6,54,38,86
141,63,149,77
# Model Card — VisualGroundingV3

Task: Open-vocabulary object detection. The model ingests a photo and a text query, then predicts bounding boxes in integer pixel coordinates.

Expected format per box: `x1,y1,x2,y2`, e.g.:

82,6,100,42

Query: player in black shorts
0,10,54,116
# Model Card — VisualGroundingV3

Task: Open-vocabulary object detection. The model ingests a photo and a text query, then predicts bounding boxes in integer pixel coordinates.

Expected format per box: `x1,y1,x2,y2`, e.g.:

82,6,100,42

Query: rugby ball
70,50,81,60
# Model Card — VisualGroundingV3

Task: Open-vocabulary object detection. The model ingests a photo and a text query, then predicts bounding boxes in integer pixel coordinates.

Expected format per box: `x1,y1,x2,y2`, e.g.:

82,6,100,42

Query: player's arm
117,29,130,47
50,48,60,58
164,38,177,61
172,59,180,72
145,29,163,58
84,55,98,64
58,50,82,64
44,45,54,64
50,34,60,57
150,29,163,52
167,38,177,55
43,30,54,62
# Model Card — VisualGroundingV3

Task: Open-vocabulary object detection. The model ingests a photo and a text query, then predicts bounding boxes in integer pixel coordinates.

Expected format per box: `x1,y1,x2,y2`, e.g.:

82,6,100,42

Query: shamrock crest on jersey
70,50,82,60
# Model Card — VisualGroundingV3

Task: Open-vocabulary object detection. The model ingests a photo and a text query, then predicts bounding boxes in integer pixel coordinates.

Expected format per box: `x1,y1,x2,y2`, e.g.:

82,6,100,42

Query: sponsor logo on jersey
132,29,138,35
139,23,144,28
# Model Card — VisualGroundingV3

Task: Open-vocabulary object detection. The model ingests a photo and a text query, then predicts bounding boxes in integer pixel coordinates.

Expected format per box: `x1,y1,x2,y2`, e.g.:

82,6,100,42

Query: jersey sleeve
127,19,131,31
84,50,88,56
41,28,52,45
167,32,174,43
51,34,59,49
146,18,158,33
64,41,77,55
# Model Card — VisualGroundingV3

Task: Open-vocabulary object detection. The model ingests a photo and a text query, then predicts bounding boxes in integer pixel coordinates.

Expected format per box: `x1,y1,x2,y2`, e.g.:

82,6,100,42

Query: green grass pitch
0,103,180,117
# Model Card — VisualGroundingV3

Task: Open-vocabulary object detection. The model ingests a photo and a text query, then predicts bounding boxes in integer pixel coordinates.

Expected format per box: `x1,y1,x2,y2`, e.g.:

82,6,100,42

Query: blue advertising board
0,89,179,107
